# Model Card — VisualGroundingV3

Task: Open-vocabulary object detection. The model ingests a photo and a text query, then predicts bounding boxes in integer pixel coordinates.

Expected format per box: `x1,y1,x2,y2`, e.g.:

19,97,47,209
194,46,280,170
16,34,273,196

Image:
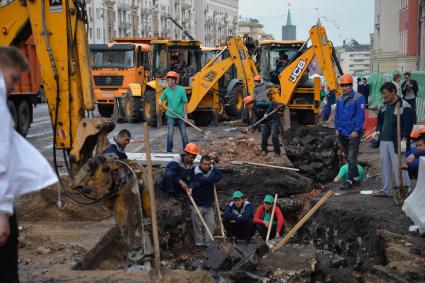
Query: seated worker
223,191,254,243
253,195,285,240
103,129,131,160
334,155,366,183
243,95,282,157
401,129,425,179
189,155,222,247
170,53,185,73
159,143,199,202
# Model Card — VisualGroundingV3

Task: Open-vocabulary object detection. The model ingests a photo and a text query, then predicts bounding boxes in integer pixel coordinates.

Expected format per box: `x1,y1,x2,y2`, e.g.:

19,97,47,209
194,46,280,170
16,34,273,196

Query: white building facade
86,0,238,45
336,40,371,76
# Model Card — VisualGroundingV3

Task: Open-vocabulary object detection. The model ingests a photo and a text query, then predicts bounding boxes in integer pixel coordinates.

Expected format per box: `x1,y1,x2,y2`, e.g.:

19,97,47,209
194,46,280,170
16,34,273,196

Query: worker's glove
400,140,407,153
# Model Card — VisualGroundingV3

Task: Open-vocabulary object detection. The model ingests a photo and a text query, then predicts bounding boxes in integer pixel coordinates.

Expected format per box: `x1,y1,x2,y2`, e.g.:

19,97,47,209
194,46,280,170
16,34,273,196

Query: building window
96,28,100,39
89,28,92,39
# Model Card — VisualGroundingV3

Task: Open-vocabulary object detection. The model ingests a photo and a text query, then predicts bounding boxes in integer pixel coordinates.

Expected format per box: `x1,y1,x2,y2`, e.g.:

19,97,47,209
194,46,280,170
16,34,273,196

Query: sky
239,0,375,46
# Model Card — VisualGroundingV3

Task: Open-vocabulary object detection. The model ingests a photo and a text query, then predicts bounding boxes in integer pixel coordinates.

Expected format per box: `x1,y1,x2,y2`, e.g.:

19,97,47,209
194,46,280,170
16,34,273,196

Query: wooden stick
214,185,225,238
162,104,204,134
266,194,278,241
395,102,403,205
248,106,281,130
244,161,299,172
143,123,161,275
272,190,333,252
187,194,215,242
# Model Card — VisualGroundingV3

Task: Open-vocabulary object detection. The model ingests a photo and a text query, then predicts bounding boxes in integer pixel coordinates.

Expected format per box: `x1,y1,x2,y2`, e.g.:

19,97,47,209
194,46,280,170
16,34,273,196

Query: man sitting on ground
159,143,199,202
223,191,254,243
401,129,425,179
334,155,366,184
189,155,222,247
253,194,284,240
103,129,131,160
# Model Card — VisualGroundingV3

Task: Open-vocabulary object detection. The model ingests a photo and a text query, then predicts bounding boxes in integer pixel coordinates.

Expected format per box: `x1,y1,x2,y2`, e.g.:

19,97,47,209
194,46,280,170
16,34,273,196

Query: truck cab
90,39,151,117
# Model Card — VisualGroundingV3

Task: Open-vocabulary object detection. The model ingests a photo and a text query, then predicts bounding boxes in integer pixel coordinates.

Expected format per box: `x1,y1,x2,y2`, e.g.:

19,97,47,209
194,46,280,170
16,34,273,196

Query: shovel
225,106,282,134
231,160,299,172
162,104,214,139
394,102,408,205
265,194,278,246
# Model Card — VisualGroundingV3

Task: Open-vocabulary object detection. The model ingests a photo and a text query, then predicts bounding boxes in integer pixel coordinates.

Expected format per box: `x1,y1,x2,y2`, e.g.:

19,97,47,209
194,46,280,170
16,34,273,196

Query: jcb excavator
139,36,259,127
0,0,153,264
257,23,343,124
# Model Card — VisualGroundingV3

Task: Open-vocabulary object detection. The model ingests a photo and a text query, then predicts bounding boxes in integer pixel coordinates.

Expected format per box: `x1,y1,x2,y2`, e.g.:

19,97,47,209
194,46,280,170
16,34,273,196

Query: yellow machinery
90,38,152,121
257,24,343,124
142,36,259,127
0,0,153,263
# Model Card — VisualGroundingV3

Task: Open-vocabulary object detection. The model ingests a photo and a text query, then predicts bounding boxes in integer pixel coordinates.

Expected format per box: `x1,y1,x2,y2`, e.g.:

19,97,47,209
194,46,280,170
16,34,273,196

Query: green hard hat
232,191,244,199
264,194,274,204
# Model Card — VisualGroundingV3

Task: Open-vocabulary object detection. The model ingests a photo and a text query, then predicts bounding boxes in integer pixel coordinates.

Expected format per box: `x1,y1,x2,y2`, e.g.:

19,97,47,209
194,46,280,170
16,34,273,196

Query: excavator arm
187,36,258,113
274,24,341,105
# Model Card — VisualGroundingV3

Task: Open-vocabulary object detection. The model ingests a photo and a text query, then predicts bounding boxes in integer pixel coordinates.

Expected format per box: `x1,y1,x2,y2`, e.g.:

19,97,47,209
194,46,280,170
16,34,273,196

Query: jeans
191,206,216,246
261,119,281,154
167,116,189,153
338,133,362,181
223,219,254,241
0,214,19,283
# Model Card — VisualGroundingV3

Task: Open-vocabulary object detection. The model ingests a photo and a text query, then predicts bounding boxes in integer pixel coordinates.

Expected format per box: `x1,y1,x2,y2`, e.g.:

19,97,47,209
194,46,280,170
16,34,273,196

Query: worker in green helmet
222,191,254,243
253,194,285,240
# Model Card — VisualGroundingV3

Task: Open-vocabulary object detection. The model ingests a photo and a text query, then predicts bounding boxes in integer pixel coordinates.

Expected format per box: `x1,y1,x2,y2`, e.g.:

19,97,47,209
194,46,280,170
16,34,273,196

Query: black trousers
0,214,19,283
261,119,281,154
338,134,362,181
223,219,254,241
256,223,281,240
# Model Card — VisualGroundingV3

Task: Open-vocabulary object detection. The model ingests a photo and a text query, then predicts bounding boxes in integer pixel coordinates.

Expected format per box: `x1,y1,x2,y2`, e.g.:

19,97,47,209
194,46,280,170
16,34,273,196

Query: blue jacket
164,154,195,184
223,201,253,224
103,138,128,160
376,97,415,152
334,91,366,137
189,165,222,208
405,146,425,178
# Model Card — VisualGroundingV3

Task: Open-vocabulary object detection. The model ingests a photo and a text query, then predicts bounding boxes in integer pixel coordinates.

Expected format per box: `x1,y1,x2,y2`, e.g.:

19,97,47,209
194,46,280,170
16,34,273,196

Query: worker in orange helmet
159,143,199,203
158,71,189,153
334,74,366,190
243,95,282,157
253,75,274,103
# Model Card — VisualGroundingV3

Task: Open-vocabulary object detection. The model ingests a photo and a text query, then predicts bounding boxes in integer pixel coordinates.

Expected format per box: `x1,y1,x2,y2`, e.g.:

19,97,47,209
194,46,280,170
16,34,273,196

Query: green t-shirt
263,210,277,225
380,103,395,141
337,164,366,182
160,85,188,118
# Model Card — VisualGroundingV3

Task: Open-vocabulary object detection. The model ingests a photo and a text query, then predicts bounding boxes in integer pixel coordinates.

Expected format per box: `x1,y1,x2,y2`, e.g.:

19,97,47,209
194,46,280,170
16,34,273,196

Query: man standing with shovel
375,82,414,203
158,71,189,153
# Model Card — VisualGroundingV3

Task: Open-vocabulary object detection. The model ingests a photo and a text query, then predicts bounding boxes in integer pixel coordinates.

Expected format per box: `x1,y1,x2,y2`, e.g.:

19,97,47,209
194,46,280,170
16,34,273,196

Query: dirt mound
283,126,340,183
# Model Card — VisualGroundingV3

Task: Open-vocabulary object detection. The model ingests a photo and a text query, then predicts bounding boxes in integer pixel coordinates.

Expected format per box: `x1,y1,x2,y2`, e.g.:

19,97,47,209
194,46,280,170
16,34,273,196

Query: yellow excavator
0,0,153,264
257,23,343,124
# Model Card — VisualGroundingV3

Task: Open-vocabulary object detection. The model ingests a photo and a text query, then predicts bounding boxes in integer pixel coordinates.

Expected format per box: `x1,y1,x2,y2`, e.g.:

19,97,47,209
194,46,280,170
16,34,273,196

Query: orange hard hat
254,75,262,82
166,71,179,79
419,127,425,135
243,95,255,105
339,74,353,84
410,130,420,139
184,143,199,155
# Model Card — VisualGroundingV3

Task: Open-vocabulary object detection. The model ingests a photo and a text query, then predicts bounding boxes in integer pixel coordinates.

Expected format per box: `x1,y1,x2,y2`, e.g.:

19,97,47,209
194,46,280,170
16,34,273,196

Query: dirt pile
283,126,340,183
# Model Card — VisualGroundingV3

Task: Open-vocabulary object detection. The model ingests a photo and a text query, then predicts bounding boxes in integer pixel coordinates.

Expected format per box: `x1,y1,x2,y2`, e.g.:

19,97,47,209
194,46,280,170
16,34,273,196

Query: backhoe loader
0,0,153,264
256,24,343,125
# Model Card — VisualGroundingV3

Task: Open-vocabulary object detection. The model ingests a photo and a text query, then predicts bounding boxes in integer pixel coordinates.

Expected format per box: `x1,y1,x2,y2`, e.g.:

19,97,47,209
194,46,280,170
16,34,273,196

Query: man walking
158,71,189,153
103,129,131,159
376,82,414,198
188,155,222,247
401,72,419,111
334,74,366,189
0,47,58,282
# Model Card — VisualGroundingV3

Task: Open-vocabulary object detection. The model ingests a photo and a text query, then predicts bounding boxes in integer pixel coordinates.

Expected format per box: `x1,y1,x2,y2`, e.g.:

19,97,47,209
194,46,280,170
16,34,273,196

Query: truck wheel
143,90,157,127
98,104,114,117
17,100,31,137
7,100,18,130
242,106,253,125
192,111,214,126
124,93,143,123
225,84,244,118
296,111,316,125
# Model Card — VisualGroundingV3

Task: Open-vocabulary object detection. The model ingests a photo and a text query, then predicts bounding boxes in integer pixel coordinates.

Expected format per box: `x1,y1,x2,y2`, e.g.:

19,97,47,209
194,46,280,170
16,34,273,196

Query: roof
260,40,304,46
89,42,151,51
150,39,201,47
201,46,224,52
286,9,293,26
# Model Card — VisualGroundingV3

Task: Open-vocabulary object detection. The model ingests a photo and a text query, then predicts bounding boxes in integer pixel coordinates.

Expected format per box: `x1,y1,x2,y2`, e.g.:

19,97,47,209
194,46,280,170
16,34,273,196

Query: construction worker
334,74,366,189
0,46,58,282
253,195,285,240
243,95,281,157
103,129,131,160
401,129,425,179
159,143,199,202
188,155,222,247
223,191,254,243
334,155,366,183
253,75,274,102
158,71,189,153
375,82,414,198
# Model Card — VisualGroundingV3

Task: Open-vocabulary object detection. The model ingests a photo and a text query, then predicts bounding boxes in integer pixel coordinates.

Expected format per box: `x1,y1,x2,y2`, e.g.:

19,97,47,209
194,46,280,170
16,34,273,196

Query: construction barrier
367,71,425,122
402,157,425,235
